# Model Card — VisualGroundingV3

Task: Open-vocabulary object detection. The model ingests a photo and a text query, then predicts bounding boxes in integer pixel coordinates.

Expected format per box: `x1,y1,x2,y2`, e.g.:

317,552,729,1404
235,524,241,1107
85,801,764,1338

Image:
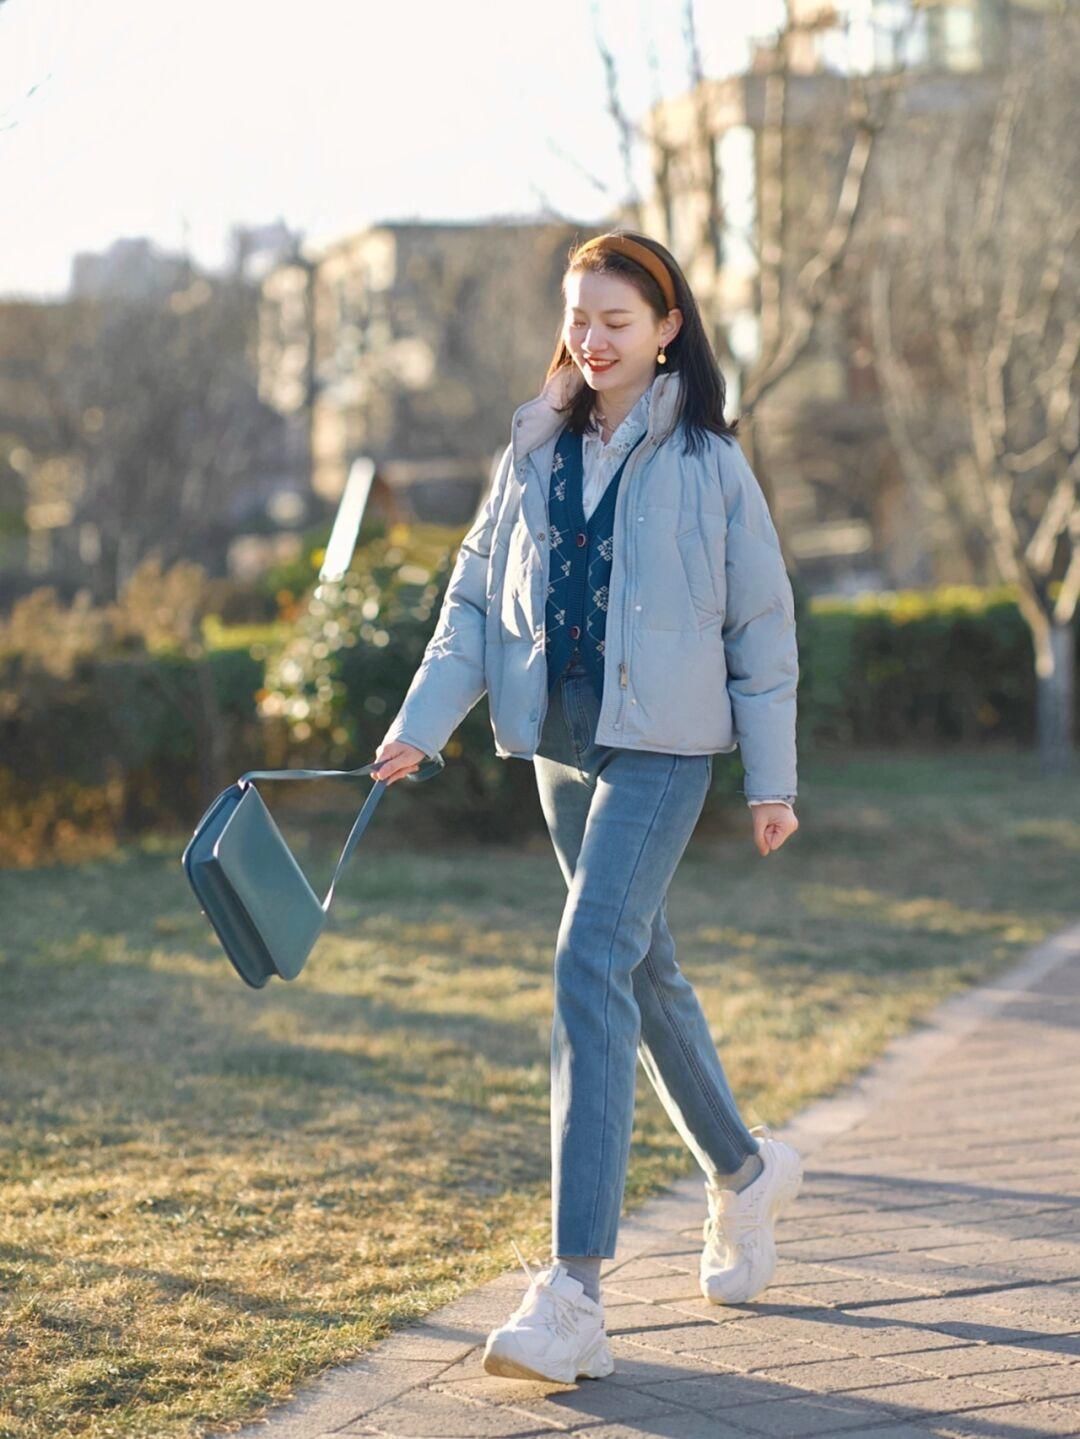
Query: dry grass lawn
1,745,1077,1438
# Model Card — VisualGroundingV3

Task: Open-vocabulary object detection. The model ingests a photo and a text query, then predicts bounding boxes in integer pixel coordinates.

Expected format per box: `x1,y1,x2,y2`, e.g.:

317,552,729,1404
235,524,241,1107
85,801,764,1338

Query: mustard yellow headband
572,233,677,314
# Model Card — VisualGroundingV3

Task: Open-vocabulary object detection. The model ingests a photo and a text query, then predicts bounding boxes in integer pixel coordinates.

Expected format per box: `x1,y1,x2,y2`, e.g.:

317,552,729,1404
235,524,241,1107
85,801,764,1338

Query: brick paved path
220,922,1080,1439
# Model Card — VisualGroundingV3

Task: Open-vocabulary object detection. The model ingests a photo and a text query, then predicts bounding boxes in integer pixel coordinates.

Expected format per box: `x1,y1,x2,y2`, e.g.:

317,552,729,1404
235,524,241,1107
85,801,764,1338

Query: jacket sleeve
715,436,799,802
380,442,513,758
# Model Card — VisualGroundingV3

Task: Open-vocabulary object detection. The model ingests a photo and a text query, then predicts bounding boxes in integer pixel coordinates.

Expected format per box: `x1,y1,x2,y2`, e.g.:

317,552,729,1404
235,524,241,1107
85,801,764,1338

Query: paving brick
811,1373,1034,1415
605,1302,728,1335
712,1389,911,1435
839,1295,1079,1339
610,1319,755,1354
604,1341,751,1384
603,1271,707,1303
528,1417,754,1439
601,1255,693,1283
636,1251,699,1276
1020,1331,1080,1361
224,1356,455,1438
854,1427,962,1439
957,1284,1080,1323
878,1341,1079,1379
931,1397,1080,1436
971,1363,1080,1402
732,1354,941,1394
632,1371,816,1410
774,1236,898,1262
772,1275,930,1307
339,1387,569,1436
732,1339,871,1372
813,1253,965,1289
431,1373,696,1429
702,1310,955,1359
371,1326,483,1362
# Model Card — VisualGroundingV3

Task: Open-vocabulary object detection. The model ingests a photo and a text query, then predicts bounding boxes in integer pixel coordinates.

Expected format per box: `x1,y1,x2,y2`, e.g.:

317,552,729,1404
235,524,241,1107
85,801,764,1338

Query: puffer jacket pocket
497,516,536,640
675,524,723,631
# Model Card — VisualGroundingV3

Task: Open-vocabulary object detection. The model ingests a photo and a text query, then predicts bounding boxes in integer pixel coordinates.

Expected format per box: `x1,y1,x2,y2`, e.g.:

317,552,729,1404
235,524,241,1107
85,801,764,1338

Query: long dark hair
543,228,739,457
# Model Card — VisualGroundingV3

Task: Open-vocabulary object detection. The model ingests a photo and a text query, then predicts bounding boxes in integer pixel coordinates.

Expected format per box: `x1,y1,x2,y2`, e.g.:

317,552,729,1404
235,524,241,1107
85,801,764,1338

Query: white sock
712,1149,764,1192
554,1254,603,1304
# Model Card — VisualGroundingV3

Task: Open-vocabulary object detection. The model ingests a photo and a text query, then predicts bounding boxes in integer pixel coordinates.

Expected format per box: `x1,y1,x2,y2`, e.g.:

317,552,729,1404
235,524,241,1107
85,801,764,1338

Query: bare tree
859,8,1080,773
0,275,286,602
583,2,1078,767
590,1,887,517
0,0,57,137
80,278,278,597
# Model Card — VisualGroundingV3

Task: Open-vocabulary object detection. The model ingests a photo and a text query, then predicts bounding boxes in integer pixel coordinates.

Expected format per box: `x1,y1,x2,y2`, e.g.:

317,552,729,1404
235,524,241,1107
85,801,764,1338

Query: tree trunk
1035,618,1076,777
193,653,228,799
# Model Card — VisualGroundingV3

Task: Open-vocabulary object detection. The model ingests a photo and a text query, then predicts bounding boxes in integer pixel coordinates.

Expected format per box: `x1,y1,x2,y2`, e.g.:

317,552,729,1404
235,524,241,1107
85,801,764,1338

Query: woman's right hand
372,738,428,785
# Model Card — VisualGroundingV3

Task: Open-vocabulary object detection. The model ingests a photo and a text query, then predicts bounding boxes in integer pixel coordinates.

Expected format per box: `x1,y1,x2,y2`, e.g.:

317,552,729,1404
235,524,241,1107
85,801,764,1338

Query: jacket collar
511,365,684,468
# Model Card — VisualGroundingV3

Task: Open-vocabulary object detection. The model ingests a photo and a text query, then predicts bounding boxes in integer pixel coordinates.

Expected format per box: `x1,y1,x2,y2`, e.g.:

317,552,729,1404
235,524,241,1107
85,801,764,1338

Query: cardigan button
570,625,581,639
576,532,587,546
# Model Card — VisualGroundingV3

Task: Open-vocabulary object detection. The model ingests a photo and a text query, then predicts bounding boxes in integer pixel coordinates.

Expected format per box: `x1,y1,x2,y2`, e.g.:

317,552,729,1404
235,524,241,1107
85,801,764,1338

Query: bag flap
183,786,240,875
211,784,327,974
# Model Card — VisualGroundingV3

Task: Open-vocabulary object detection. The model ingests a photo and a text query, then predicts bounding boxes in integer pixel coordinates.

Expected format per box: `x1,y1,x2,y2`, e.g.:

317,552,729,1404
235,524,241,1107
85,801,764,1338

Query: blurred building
257,218,598,529
69,238,192,302
0,254,316,605
228,218,301,284
640,0,1057,596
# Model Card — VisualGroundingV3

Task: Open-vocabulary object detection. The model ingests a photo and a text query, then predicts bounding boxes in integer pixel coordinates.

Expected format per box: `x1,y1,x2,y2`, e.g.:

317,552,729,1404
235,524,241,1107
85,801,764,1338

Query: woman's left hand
751,803,798,857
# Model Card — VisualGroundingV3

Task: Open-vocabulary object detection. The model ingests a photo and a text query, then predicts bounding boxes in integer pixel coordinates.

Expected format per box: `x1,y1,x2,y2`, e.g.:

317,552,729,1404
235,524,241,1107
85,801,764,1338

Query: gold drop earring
657,346,667,365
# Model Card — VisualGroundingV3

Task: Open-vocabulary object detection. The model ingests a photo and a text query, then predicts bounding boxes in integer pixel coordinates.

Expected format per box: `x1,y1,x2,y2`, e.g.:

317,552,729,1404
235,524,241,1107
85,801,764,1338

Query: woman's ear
662,307,684,348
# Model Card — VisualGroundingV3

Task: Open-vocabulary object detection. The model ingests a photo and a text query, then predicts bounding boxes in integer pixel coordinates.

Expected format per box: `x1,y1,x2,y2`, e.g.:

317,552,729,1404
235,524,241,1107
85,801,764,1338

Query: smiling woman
373,226,802,1385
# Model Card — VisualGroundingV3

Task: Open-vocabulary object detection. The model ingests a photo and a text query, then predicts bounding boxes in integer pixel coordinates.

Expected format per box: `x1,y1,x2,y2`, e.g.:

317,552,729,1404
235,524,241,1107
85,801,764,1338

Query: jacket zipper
615,436,659,729
530,449,552,750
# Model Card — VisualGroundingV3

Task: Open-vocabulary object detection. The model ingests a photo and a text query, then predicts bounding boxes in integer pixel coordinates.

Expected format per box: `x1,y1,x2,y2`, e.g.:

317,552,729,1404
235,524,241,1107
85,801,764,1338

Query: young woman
373,230,802,1386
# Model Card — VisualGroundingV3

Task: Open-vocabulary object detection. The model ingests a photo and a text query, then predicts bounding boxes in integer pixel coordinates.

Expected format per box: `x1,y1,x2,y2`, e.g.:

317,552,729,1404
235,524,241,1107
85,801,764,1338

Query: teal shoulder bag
183,452,454,989
182,753,444,989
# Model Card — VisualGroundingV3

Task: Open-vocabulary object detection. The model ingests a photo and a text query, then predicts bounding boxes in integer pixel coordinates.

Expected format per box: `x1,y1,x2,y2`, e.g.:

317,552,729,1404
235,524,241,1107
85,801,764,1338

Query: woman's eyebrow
569,307,634,315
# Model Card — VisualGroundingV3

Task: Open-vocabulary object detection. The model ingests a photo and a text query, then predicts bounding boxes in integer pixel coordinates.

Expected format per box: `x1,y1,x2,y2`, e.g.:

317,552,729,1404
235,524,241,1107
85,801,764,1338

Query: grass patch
1,745,1076,1437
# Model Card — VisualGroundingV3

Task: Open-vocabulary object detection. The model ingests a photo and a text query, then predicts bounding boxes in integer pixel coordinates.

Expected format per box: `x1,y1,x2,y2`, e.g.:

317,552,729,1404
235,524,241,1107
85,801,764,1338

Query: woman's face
562,269,681,398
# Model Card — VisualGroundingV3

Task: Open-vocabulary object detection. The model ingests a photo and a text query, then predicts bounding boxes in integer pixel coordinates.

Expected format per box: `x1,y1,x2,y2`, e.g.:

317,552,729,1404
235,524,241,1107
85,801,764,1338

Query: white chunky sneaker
700,1124,804,1305
482,1241,614,1384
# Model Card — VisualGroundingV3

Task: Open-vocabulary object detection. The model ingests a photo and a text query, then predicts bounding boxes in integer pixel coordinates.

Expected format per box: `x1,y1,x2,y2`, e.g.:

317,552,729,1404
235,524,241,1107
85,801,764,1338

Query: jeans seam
565,675,591,774
558,679,577,764
585,753,678,1253
641,947,754,1164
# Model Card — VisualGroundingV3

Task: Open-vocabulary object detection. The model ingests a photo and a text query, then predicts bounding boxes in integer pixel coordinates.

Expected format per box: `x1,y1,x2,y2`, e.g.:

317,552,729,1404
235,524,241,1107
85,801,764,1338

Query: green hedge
797,584,1070,747
0,548,1073,865
0,648,265,864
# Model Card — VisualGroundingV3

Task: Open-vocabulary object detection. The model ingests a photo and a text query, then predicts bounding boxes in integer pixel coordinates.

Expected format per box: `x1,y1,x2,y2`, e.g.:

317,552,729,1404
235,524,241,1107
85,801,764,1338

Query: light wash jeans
534,653,760,1259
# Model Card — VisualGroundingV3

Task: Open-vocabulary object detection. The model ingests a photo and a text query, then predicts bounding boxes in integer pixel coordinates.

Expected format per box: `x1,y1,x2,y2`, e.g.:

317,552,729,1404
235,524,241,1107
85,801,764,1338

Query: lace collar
585,379,655,456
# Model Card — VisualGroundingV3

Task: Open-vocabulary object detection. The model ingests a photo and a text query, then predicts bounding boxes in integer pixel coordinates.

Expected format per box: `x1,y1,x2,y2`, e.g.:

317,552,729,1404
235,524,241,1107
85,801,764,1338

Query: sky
0,0,787,300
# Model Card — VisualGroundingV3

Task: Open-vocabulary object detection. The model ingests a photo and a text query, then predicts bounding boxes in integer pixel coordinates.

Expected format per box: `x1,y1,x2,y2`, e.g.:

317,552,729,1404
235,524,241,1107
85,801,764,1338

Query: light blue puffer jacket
381,365,798,801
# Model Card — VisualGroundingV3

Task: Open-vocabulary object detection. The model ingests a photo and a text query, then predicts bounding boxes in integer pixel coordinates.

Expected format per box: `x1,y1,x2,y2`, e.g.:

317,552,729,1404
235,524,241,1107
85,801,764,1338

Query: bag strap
232,444,447,916
236,753,444,913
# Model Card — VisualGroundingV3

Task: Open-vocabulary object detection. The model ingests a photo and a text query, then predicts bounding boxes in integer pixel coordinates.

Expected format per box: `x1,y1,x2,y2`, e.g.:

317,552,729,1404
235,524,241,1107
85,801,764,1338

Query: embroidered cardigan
557,382,793,813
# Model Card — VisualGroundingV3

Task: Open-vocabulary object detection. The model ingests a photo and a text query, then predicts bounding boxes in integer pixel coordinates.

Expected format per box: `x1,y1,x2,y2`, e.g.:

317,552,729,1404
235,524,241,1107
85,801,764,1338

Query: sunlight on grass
0,748,1076,1438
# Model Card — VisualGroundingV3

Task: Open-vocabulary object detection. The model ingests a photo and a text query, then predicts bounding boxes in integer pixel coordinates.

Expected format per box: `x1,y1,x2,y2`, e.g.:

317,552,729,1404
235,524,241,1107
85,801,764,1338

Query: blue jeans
534,654,759,1258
